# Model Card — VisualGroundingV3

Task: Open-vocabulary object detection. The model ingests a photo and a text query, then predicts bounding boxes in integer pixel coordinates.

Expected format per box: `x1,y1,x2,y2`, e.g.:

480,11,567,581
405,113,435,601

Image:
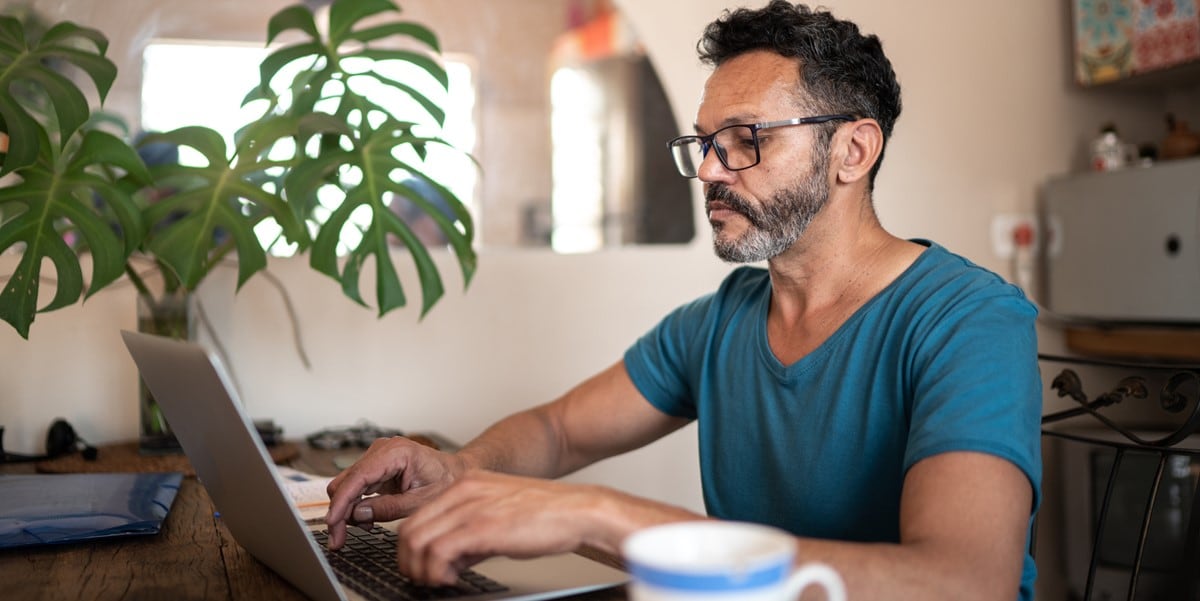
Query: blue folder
0,472,183,548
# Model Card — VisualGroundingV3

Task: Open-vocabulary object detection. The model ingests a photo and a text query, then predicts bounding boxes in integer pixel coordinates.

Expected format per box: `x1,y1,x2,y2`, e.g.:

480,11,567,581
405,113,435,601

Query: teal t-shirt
624,241,1041,601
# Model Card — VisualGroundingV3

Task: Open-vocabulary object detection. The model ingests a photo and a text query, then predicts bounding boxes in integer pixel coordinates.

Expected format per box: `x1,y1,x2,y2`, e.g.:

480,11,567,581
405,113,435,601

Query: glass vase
136,290,194,454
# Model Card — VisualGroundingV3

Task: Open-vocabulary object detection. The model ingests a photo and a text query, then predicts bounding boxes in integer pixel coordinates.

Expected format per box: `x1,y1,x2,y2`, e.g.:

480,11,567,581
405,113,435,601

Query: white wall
2,3,1194,594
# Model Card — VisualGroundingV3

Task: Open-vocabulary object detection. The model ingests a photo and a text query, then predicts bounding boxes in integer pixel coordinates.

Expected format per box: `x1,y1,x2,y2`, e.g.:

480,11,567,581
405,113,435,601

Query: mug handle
785,562,847,601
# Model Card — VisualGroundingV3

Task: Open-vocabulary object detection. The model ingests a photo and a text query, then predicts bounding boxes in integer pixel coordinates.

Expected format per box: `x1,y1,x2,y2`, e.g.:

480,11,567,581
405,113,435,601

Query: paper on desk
277,466,333,522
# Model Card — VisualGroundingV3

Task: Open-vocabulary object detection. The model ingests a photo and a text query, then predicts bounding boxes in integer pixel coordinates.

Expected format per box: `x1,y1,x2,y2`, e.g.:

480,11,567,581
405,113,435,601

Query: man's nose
696,147,734,183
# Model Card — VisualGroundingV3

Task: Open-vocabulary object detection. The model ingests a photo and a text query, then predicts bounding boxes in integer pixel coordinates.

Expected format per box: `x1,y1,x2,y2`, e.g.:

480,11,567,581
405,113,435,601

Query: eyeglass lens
670,125,759,177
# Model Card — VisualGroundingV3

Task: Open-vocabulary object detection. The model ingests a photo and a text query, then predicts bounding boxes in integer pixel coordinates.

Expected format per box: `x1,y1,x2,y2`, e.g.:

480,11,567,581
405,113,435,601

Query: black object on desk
0,420,98,463
0,471,183,548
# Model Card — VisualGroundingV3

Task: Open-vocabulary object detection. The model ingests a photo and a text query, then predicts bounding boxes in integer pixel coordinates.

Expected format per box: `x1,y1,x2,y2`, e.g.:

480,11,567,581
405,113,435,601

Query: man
326,3,1042,600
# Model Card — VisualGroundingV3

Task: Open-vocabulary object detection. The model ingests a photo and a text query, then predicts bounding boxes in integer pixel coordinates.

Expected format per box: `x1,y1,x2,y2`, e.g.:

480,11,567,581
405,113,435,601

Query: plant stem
124,262,157,311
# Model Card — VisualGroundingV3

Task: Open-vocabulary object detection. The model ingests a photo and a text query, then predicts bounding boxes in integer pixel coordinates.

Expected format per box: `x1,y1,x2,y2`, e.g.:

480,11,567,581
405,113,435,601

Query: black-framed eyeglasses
667,114,857,178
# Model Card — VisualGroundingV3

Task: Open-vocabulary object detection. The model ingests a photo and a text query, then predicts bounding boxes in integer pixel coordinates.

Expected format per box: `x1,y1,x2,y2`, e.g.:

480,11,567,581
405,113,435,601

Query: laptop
120,330,628,601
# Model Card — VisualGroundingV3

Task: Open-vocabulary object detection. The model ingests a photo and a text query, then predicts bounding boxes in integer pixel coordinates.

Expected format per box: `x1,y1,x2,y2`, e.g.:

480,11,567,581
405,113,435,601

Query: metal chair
1039,353,1200,601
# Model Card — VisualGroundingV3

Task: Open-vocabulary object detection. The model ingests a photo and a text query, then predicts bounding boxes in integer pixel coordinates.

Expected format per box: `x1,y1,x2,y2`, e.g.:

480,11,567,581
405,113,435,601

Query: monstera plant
0,0,477,341
0,0,477,449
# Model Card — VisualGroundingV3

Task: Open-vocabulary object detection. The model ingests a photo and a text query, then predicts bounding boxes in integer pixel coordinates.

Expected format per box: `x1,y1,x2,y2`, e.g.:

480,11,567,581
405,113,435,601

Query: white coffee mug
622,521,846,601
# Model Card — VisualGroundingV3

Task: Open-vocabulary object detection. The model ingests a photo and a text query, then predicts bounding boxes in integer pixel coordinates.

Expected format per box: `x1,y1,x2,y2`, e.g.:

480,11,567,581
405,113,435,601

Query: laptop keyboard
313,526,509,601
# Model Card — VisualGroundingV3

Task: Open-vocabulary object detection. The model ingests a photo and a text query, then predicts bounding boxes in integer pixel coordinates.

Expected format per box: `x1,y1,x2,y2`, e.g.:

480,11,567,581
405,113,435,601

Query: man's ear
832,119,884,185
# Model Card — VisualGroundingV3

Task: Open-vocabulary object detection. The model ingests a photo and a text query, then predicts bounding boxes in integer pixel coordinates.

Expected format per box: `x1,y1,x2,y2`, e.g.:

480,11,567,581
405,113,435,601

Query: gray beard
708,166,830,263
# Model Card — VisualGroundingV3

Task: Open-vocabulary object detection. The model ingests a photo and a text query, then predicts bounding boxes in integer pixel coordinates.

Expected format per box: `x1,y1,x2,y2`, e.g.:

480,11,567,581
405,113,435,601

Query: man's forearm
452,361,685,478
454,404,571,477
791,537,1020,601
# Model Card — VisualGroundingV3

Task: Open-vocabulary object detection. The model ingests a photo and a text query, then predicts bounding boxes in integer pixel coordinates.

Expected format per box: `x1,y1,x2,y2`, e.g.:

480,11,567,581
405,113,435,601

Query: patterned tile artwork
1075,0,1200,84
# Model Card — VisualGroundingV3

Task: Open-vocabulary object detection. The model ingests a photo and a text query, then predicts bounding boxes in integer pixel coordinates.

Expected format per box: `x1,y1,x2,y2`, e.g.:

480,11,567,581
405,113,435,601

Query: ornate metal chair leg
1125,453,1167,600
1087,448,1124,601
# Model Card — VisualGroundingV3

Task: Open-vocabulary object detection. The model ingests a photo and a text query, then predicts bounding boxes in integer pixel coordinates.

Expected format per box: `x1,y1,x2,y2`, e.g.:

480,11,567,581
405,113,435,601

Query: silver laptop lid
121,330,347,601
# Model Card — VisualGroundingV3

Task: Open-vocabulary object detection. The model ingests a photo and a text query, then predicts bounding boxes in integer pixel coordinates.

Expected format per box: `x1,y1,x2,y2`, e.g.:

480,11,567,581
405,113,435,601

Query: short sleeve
623,294,712,419
622,266,768,420
904,286,1042,508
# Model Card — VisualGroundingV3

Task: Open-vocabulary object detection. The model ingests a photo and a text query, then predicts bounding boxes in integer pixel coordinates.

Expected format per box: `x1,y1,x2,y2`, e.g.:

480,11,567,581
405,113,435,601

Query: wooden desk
0,442,627,601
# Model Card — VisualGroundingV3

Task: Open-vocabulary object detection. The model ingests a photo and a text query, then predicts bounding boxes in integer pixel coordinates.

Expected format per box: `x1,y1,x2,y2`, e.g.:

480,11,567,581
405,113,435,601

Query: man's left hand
393,470,617,585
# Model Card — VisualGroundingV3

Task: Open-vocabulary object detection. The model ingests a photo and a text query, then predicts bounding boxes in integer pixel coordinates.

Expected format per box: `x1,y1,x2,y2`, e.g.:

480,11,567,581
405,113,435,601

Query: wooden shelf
1085,59,1200,90
1065,326,1200,363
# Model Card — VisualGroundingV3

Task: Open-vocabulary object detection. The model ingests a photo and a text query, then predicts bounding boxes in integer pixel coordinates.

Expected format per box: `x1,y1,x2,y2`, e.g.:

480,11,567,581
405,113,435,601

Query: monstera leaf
255,0,447,126
252,0,474,316
0,16,117,176
286,109,476,317
139,121,313,292
0,128,149,338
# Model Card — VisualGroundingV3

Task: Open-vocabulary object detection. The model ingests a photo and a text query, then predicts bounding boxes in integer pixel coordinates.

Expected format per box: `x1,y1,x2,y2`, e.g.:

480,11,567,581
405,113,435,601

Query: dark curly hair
698,1,902,186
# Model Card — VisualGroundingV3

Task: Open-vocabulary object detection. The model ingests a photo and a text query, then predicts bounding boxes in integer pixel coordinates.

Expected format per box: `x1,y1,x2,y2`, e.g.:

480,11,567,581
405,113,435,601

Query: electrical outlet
990,213,1039,259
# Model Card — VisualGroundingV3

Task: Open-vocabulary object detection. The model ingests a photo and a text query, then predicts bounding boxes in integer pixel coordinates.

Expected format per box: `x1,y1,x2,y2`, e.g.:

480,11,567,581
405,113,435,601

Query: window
141,40,478,255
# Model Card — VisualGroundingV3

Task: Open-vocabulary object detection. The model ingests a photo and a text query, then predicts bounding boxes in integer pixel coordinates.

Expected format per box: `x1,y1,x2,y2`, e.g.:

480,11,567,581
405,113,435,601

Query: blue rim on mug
626,559,791,592
622,521,797,593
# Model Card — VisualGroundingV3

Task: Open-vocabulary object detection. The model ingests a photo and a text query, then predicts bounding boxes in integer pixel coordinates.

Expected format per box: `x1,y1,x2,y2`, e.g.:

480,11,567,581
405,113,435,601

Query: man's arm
392,449,1032,599
794,451,1032,601
324,360,690,547
456,359,693,477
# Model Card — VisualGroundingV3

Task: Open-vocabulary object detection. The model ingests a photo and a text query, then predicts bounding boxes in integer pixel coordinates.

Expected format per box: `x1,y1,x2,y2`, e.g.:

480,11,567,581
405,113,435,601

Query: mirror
13,0,694,252
399,0,694,251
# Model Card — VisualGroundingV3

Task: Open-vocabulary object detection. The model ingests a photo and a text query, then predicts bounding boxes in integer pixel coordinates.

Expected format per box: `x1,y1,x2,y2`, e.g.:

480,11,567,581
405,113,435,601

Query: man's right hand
324,436,468,550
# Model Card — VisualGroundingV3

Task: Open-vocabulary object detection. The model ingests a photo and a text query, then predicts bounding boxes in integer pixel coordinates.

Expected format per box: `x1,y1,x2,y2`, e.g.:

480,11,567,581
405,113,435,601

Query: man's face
706,142,830,263
693,51,832,263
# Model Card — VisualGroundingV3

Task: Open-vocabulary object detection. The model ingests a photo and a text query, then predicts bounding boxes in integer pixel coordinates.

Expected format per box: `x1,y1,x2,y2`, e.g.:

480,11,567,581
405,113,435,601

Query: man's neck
761,195,923,365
